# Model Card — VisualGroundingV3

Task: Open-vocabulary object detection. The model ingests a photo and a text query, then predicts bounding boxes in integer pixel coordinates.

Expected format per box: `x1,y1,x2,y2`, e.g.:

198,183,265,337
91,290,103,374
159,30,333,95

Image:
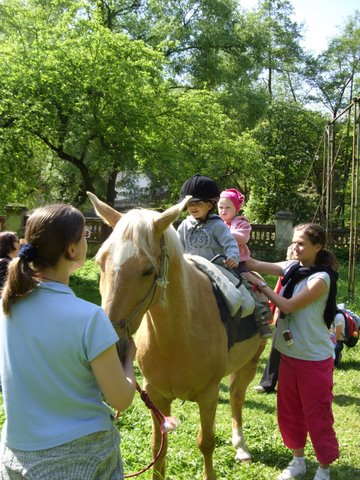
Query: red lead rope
124,382,180,478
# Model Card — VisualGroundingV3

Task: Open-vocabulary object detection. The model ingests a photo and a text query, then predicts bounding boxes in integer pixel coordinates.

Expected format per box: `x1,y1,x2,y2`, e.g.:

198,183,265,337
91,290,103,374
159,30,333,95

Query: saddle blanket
185,254,255,317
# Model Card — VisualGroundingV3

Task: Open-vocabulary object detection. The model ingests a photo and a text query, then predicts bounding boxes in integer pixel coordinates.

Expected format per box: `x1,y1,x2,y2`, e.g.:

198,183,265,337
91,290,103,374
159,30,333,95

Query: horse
87,192,267,480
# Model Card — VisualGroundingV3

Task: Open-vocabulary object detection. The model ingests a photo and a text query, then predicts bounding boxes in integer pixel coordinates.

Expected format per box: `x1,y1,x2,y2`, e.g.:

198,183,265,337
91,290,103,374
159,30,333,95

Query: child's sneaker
255,316,273,339
313,466,330,480
277,458,306,480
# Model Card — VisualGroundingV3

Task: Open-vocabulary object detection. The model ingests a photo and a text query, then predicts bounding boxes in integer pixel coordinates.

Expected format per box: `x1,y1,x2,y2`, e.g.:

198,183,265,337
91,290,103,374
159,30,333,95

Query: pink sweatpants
277,354,339,465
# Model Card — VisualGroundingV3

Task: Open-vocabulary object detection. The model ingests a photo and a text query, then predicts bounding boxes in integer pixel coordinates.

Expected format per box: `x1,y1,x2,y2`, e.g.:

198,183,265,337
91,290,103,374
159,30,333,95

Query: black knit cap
179,173,220,202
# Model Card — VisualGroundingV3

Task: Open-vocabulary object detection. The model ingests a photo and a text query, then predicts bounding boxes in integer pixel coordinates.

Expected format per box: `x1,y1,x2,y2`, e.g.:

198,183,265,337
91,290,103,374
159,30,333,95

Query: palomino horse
88,192,266,480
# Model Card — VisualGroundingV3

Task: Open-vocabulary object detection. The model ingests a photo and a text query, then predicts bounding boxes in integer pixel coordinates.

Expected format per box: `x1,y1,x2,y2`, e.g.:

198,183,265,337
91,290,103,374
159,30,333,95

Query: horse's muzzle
116,336,130,364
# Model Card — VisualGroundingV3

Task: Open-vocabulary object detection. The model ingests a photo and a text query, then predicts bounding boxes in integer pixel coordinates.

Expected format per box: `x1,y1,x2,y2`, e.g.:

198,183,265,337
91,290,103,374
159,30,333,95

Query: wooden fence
84,219,359,258
0,213,358,258
85,217,275,243
248,224,275,252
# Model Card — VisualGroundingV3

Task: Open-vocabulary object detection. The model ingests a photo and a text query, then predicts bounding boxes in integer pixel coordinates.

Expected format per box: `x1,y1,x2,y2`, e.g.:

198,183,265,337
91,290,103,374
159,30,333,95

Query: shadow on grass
218,387,277,415
335,358,360,370
333,393,360,407
245,398,277,414
220,383,229,393
249,446,360,479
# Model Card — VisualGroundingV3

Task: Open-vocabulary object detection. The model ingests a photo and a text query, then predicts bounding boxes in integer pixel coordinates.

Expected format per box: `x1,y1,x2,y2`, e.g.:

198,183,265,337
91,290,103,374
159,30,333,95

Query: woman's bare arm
244,271,328,314
246,257,285,277
91,340,136,413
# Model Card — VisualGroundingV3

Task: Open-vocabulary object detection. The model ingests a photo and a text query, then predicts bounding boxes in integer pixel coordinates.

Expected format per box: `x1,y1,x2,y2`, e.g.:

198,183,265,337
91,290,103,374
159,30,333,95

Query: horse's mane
111,208,184,268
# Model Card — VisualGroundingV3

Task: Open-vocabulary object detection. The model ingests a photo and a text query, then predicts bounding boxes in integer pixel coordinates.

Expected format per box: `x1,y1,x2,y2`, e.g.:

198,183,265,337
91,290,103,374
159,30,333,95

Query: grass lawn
0,259,359,479
116,344,360,480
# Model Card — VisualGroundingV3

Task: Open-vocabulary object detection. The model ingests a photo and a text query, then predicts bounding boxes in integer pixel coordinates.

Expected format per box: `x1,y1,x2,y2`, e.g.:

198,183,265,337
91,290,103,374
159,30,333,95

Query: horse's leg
196,385,220,480
229,339,267,462
145,386,171,480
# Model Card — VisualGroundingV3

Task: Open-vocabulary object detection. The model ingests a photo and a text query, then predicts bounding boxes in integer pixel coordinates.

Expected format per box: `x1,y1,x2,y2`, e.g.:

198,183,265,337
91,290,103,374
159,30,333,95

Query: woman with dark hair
245,224,339,480
0,204,135,479
0,232,20,292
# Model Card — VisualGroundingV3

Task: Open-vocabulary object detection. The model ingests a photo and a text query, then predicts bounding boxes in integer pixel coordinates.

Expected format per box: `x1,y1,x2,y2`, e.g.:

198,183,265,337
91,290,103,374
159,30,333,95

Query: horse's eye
143,267,155,277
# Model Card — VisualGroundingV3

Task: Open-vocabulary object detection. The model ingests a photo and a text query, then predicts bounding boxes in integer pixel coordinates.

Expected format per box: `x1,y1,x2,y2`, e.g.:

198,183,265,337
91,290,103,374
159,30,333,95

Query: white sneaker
277,458,306,480
313,467,330,480
253,385,266,393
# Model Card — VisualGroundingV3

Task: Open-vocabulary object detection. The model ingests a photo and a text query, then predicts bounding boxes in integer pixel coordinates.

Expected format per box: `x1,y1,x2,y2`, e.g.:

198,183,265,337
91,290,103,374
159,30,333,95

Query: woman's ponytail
2,204,84,315
315,248,339,271
2,257,36,315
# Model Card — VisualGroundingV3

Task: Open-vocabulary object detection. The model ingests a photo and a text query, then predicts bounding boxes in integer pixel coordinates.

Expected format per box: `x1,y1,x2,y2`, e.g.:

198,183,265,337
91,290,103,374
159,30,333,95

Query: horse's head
87,192,191,357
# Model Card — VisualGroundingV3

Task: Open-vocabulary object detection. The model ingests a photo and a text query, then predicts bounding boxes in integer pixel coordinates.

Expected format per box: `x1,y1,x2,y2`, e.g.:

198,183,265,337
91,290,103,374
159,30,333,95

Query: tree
1,0,258,208
256,0,304,100
247,101,326,223
0,0,168,205
95,0,264,83
1,0,358,224
95,0,269,130
303,12,360,117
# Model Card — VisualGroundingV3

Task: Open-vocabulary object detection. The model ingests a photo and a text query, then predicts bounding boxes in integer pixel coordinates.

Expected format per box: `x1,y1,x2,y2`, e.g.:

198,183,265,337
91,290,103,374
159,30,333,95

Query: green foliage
139,90,264,204
0,0,359,226
0,0,270,209
256,0,304,99
303,12,360,116
98,0,266,88
246,101,327,223
0,0,168,205
69,259,101,304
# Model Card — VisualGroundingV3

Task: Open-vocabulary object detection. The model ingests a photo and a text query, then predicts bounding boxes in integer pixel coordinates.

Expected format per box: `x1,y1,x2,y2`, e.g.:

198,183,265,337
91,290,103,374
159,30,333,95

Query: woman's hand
242,271,261,286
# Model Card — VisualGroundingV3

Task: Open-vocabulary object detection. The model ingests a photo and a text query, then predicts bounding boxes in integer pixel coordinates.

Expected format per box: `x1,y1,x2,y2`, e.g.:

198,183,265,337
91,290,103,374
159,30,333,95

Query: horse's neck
168,255,208,304
148,257,210,338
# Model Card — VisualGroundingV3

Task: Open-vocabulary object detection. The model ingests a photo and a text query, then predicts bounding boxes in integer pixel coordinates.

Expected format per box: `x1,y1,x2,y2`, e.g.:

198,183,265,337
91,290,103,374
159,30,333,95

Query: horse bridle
111,237,169,338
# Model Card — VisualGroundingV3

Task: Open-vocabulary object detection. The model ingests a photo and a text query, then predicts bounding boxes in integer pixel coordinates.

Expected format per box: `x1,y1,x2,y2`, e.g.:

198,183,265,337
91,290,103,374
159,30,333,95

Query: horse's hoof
235,450,252,463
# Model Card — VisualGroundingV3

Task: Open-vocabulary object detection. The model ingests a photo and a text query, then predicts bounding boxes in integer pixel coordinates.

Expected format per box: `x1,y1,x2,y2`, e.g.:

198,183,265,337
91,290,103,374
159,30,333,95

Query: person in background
245,223,339,480
0,204,136,480
218,188,272,338
0,231,20,392
331,305,346,367
0,232,20,292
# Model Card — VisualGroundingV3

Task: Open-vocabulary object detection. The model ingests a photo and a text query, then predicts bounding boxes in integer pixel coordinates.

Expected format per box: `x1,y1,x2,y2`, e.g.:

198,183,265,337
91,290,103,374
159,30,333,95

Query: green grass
1,260,359,479
69,259,102,304
114,345,360,480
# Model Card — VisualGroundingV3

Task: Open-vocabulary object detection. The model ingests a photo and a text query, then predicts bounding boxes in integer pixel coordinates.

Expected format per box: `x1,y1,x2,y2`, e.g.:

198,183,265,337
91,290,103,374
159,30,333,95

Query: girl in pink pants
246,223,339,480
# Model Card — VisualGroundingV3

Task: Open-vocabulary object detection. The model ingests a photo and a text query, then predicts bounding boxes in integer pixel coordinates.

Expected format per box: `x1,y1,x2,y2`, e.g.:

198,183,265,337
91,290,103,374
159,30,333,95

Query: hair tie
18,243,37,262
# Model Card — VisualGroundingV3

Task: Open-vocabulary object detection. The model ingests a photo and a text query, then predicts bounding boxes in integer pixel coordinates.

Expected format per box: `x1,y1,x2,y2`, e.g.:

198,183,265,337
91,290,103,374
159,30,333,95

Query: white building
114,172,167,208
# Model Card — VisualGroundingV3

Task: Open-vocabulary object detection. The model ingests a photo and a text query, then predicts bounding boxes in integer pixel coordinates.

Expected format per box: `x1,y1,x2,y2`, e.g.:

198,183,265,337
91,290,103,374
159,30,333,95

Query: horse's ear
154,195,192,234
87,191,122,228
